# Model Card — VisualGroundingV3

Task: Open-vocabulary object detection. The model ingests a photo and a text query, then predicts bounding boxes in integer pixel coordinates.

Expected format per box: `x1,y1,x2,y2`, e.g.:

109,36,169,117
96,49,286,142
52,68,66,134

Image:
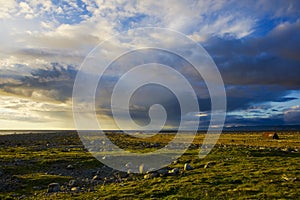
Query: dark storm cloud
1,17,299,128
97,18,299,121
204,19,300,88
225,113,285,127
0,63,77,102
225,85,297,111
197,114,285,128
191,18,300,121
195,85,298,112
97,84,183,128
284,106,300,124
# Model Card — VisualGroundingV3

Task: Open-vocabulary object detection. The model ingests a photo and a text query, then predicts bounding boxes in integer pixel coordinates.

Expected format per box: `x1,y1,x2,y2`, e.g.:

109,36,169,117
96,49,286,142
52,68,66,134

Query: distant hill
222,125,300,132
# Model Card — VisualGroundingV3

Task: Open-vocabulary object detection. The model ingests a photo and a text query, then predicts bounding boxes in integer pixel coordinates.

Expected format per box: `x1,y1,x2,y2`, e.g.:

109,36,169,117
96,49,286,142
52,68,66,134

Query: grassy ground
0,131,299,199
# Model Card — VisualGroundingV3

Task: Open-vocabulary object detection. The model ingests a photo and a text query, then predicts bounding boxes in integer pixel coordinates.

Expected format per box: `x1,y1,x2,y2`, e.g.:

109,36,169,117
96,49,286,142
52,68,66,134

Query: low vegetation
0,131,299,199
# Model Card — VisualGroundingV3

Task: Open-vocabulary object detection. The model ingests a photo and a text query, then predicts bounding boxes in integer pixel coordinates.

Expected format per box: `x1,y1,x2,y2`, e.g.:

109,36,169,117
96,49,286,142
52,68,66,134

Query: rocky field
0,131,299,199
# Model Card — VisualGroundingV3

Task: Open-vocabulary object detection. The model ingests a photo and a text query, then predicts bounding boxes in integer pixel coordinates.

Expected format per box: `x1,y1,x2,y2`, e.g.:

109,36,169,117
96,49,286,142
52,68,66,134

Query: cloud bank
0,0,299,129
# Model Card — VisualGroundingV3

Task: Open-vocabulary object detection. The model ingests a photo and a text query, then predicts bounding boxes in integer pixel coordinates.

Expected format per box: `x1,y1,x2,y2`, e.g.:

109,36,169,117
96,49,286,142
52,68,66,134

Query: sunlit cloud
0,0,299,129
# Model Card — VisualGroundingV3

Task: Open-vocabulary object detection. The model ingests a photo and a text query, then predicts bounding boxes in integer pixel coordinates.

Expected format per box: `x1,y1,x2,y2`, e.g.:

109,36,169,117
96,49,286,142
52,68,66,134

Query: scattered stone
172,160,178,164
125,162,133,168
71,187,80,193
204,161,216,169
125,174,135,181
103,177,115,184
66,164,74,170
283,148,294,153
92,175,102,181
47,183,60,193
114,172,128,179
139,164,145,174
168,168,179,175
157,168,169,177
184,163,193,171
68,180,77,187
282,175,297,182
144,172,159,179
62,147,71,152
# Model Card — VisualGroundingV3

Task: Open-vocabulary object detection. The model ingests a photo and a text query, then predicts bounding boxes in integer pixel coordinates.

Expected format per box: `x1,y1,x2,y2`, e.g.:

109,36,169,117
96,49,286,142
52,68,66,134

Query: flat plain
0,131,299,199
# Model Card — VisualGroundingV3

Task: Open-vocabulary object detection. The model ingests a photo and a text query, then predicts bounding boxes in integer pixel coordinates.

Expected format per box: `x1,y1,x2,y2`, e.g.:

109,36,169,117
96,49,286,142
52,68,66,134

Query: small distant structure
262,132,279,140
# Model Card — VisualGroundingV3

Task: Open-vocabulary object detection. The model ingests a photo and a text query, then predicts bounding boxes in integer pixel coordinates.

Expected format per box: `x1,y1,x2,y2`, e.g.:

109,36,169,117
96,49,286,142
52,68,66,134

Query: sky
0,0,300,130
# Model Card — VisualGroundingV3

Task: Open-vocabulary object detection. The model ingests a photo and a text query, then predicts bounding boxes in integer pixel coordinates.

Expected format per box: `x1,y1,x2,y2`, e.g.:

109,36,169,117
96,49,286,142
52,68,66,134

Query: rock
71,187,80,193
144,174,151,179
282,175,297,182
172,160,178,164
204,161,217,169
157,168,169,177
139,164,144,174
114,172,128,179
284,148,294,153
125,162,133,168
124,174,135,181
92,175,102,181
168,168,179,175
144,172,159,179
103,177,115,184
47,183,60,193
66,164,74,170
61,148,70,152
184,163,193,171
68,180,77,187
0,169,3,176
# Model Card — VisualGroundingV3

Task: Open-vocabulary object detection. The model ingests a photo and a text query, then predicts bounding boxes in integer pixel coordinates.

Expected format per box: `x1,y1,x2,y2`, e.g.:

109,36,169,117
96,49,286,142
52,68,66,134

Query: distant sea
0,130,66,135
1,125,299,135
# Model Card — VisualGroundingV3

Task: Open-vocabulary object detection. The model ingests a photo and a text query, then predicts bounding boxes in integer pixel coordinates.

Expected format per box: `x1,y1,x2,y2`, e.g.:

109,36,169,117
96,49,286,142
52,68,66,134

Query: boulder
204,161,217,169
184,163,193,171
157,168,169,177
92,175,102,181
144,172,159,179
71,187,80,193
47,183,60,193
68,180,77,187
66,164,74,170
168,168,179,175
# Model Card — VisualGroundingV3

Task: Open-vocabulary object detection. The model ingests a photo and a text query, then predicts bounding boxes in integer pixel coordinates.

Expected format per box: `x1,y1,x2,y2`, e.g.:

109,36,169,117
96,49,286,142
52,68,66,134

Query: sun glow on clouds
0,0,299,129
0,96,74,129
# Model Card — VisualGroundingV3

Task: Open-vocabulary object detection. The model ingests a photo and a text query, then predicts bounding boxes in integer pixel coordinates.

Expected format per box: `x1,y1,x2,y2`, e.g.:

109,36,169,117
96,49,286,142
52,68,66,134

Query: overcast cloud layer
0,0,299,129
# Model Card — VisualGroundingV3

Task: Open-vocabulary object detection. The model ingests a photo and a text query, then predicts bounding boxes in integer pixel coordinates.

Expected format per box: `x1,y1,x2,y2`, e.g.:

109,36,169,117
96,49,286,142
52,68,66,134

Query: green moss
0,132,299,199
